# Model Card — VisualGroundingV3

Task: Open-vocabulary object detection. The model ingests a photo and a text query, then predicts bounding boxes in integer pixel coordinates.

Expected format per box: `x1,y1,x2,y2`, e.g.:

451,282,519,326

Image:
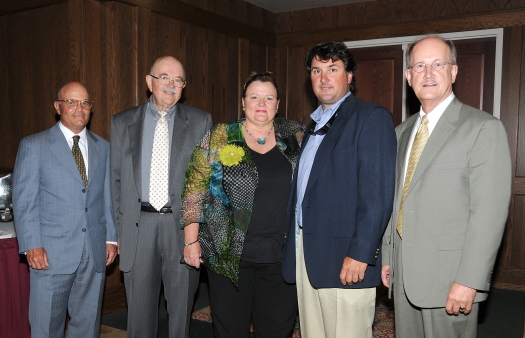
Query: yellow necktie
72,135,88,188
396,115,429,238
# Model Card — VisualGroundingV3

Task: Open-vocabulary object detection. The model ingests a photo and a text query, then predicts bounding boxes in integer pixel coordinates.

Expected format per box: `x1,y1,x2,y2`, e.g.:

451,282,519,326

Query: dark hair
405,35,457,68
242,71,279,100
305,41,357,91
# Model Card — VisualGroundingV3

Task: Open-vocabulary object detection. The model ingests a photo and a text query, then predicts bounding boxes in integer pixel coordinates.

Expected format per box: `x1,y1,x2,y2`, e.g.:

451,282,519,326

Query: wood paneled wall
0,0,280,312
275,0,525,46
1,0,525,312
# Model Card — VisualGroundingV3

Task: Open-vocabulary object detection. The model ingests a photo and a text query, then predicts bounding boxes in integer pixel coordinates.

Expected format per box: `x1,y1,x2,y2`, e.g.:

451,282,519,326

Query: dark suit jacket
282,94,396,288
110,101,212,272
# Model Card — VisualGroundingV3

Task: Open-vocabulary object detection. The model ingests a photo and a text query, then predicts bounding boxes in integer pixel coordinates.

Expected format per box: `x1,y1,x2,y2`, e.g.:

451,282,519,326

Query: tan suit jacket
382,97,511,308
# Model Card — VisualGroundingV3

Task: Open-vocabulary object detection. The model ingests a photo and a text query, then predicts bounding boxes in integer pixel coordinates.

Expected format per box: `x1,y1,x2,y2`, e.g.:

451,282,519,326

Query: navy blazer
282,94,396,288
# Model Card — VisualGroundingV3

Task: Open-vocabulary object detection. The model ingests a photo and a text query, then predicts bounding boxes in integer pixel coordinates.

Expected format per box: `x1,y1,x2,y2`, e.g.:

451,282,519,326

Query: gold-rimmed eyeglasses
409,61,452,73
56,99,93,110
149,74,186,88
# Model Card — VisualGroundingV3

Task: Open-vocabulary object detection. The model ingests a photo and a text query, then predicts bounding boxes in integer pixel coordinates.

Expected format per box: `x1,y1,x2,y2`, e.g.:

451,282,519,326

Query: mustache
420,80,438,86
163,87,178,94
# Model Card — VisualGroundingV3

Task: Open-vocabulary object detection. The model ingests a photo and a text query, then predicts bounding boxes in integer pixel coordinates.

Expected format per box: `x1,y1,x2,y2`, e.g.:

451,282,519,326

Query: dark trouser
207,261,297,338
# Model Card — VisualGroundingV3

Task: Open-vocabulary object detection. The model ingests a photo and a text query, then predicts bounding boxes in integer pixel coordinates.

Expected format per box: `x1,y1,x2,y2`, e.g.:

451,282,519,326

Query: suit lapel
128,105,146,194
168,104,190,190
48,123,85,187
394,115,418,209
406,99,461,196
86,130,100,187
304,95,355,198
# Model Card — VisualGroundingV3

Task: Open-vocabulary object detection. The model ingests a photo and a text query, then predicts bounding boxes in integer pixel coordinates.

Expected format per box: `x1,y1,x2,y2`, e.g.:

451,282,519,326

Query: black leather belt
141,202,172,214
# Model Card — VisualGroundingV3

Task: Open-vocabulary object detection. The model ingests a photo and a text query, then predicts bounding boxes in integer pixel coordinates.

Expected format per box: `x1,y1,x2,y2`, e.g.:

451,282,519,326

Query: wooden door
351,46,404,127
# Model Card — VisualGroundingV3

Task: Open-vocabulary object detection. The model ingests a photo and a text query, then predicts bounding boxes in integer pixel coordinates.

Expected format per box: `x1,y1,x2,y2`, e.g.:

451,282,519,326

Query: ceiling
243,0,374,13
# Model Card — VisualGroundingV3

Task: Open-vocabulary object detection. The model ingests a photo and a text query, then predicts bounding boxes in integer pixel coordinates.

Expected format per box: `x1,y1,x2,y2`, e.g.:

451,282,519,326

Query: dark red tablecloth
0,237,30,338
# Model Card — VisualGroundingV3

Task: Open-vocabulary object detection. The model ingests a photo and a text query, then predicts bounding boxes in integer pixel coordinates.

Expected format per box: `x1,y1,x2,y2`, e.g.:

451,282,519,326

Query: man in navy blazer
13,82,117,338
282,42,396,338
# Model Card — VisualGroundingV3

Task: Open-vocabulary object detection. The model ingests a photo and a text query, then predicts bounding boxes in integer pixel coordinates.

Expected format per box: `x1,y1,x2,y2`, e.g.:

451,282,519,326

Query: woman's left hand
183,242,202,269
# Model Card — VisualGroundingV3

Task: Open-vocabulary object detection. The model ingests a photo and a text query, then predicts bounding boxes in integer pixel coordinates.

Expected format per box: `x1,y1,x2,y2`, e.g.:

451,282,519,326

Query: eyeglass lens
62,99,92,109
150,75,185,87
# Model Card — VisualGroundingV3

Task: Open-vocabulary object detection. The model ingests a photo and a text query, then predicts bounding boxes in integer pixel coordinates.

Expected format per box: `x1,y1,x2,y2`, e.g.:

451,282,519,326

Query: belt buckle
158,207,171,214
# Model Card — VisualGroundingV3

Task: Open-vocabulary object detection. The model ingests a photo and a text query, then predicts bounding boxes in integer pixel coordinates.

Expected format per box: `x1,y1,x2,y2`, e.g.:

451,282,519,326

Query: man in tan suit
381,35,512,337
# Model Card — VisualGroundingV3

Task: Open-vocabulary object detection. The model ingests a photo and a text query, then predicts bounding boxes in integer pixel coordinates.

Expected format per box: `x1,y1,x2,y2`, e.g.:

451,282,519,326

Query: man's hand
183,242,202,269
381,265,390,288
106,244,117,266
445,282,476,315
340,257,368,285
26,247,49,270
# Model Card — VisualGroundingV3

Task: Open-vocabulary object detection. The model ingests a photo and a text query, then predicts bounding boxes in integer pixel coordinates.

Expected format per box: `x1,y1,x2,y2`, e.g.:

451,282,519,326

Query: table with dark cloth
0,221,30,338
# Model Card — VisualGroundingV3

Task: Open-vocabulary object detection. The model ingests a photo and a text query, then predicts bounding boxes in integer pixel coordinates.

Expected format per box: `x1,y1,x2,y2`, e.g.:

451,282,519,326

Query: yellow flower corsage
219,144,245,166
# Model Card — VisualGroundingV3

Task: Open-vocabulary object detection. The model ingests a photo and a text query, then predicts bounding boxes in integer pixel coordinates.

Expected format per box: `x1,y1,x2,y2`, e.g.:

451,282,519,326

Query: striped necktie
396,115,429,238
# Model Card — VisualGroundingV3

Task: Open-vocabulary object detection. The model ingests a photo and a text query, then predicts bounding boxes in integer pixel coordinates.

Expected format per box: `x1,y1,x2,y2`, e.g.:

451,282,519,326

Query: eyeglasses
308,112,338,135
409,61,452,73
56,99,93,109
149,74,186,88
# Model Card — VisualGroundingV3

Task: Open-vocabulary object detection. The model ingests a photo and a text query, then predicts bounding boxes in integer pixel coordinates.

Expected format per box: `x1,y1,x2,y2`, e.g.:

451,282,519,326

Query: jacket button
85,208,88,212
138,199,141,202
82,189,86,193
82,228,86,232
136,223,138,227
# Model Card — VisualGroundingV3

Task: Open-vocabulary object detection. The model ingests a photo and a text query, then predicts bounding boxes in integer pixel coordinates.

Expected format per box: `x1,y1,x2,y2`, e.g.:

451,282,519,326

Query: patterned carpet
191,286,395,337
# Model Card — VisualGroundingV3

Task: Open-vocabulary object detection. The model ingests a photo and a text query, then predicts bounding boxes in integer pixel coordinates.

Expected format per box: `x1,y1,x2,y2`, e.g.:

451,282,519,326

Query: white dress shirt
59,122,89,177
402,93,455,179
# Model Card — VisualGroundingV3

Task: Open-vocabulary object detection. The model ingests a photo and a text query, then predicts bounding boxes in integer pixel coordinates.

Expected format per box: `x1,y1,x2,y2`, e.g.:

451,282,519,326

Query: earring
276,108,279,114
242,107,245,111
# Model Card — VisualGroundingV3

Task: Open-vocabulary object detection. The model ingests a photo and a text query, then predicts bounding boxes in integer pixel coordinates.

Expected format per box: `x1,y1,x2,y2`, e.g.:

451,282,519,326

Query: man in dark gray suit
111,56,212,337
382,35,512,337
13,81,117,338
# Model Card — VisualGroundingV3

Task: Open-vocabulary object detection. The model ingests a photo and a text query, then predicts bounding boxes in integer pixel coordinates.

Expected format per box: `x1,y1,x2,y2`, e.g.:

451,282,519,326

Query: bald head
57,82,90,101
149,56,185,80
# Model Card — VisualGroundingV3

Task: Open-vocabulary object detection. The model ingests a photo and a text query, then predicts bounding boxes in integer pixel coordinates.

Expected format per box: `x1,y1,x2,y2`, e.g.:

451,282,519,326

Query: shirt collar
311,92,351,131
59,121,87,142
147,95,176,119
419,92,455,129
